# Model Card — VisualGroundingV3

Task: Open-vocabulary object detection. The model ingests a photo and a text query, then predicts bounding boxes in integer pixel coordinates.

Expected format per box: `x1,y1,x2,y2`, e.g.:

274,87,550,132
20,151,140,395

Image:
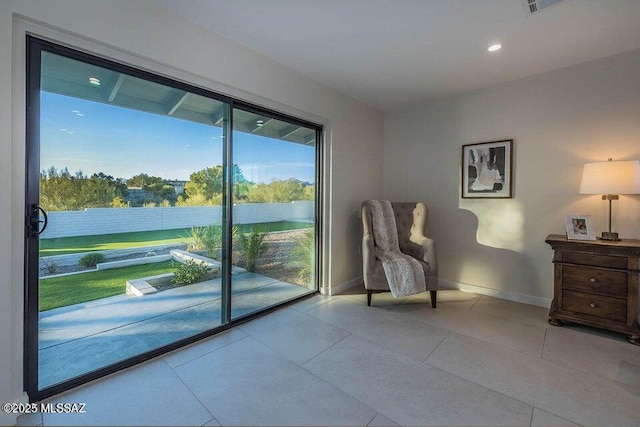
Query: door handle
29,204,48,237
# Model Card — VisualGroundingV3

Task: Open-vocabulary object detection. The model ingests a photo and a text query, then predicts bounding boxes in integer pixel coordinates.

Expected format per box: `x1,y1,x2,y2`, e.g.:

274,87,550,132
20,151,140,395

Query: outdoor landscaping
39,223,314,312
39,261,176,311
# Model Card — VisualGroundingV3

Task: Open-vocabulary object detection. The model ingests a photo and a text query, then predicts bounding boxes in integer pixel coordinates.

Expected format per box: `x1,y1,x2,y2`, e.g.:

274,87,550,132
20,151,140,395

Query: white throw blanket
366,200,426,297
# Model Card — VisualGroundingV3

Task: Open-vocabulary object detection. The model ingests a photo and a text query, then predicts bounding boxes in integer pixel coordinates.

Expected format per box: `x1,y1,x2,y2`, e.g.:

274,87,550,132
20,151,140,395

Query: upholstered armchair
361,201,438,307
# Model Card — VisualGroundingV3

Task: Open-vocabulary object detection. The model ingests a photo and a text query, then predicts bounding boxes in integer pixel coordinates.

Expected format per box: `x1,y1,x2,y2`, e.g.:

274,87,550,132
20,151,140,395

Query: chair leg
367,289,372,306
430,290,437,308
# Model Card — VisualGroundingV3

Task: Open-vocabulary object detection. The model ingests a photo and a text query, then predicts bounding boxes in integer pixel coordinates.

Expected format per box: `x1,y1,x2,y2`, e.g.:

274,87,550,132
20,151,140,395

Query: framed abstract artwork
461,139,513,199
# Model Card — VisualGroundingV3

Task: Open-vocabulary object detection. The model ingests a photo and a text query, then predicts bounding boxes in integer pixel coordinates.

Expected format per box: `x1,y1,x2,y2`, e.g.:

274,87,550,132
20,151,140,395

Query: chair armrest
362,234,376,278
414,236,438,274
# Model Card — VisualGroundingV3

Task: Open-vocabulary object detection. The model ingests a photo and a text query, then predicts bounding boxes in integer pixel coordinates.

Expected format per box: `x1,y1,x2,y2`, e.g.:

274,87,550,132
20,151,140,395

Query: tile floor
17,287,640,426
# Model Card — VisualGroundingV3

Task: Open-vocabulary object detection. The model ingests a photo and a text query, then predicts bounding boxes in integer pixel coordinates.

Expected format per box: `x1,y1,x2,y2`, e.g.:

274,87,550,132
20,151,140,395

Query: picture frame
565,214,596,241
462,139,513,198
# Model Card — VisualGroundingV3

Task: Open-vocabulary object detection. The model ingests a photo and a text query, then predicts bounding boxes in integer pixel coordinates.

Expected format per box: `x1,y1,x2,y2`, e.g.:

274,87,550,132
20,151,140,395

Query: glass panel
37,51,228,389
230,108,317,319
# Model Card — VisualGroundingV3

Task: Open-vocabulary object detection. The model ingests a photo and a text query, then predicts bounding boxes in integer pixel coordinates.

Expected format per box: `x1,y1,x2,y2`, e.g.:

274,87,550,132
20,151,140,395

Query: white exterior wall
42,202,314,238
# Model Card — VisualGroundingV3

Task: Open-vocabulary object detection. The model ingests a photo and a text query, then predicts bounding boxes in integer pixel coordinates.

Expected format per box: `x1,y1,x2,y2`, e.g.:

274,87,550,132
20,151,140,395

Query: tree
184,166,223,203
246,178,311,203
125,173,177,206
40,167,127,211
110,197,127,208
179,164,252,206
126,173,164,188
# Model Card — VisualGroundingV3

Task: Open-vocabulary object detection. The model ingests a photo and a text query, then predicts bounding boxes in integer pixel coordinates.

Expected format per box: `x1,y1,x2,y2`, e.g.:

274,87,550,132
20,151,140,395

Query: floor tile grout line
424,352,536,412
423,331,451,363
468,294,482,311
304,299,457,364
296,334,401,424
200,417,219,427
365,412,378,426
305,330,533,426
536,329,640,388
291,295,336,313
531,406,584,427
299,332,353,367
422,333,632,426
161,358,217,423
237,304,353,365
169,358,220,424
390,312,546,359
168,334,250,369
540,326,548,360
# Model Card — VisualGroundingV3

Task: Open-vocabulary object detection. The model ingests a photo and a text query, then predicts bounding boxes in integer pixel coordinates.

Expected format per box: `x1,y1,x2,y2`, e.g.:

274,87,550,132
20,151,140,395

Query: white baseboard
329,276,363,296
0,392,29,426
439,279,552,308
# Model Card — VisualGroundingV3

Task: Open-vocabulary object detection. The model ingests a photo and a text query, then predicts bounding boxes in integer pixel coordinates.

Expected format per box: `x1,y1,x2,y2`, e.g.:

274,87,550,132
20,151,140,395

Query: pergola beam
211,106,226,126
167,92,189,116
279,124,299,139
107,74,126,103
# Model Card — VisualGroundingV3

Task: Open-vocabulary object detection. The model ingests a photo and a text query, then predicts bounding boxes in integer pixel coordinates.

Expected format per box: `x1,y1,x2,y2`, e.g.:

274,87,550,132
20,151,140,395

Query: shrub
172,259,209,285
42,258,60,275
236,227,267,272
187,224,232,259
202,224,222,258
78,253,106,268
292,229,315,285
186,226,206,253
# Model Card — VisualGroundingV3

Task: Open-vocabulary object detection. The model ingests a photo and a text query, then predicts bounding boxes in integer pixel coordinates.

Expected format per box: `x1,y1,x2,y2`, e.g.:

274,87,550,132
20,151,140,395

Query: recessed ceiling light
88,77,101,86
488,44,502,52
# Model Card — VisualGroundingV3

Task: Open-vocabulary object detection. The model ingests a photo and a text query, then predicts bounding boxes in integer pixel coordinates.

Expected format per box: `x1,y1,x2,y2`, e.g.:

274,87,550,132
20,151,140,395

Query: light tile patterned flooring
18,288,640,426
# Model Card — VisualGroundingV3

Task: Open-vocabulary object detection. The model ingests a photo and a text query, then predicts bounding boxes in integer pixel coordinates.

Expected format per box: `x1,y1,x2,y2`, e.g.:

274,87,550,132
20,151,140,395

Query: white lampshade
580,160,640,195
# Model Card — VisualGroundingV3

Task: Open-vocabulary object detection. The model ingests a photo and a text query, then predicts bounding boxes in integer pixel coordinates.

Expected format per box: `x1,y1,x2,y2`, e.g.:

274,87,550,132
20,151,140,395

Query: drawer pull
589,278,597,283
589,302,597,308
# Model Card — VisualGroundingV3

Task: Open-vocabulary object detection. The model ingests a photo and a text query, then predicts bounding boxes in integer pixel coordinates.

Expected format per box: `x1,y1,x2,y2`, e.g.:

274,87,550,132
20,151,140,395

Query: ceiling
153,0,640,112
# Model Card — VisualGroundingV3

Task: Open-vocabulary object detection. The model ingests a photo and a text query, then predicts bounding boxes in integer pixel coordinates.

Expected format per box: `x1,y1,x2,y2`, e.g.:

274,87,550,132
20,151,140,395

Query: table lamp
579,158,640,240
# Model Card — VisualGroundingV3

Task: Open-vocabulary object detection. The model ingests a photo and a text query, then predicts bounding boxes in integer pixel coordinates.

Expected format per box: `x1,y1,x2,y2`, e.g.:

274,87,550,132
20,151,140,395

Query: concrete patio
39,272,313,389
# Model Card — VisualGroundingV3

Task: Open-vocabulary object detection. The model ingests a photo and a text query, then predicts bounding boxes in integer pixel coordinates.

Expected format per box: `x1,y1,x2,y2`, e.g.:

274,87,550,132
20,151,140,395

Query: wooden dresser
545,234,640,344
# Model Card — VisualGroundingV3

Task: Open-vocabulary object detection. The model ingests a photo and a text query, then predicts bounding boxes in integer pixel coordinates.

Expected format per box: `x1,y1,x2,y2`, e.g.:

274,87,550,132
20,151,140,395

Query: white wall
384,48,640,306
0,0,384,420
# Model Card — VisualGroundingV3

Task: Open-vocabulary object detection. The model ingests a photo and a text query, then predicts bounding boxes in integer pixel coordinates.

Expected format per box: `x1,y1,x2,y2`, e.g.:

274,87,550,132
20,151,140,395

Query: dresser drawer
563,251,628,269
562,290,627,322
562,265,627,297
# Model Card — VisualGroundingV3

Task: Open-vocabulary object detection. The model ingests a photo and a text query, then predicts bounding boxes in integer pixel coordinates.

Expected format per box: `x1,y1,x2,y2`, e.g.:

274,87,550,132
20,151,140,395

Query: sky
40,92,316,183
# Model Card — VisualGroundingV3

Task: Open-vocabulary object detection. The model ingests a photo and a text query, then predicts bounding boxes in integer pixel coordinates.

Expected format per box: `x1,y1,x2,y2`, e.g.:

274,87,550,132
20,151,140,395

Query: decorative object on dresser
461,139,513,199
546,234,640,345
564,214,596,241
579,158,640,241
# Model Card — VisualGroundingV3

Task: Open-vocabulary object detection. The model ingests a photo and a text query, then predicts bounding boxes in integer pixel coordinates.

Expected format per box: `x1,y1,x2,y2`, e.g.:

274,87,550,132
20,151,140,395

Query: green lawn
39,261,176,312
40,221,312,256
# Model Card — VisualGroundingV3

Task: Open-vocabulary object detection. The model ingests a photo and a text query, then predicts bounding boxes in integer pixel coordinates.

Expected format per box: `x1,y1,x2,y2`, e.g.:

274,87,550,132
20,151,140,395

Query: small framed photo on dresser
565,214,596,240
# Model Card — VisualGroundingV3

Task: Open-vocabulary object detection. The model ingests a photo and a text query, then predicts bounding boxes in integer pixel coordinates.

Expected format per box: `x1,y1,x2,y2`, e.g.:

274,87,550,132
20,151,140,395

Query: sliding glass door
230,108,318,319
25,37,320,400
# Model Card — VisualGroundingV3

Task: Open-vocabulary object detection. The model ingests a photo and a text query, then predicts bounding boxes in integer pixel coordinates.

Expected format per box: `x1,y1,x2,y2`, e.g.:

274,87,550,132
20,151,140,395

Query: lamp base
600,231,619,241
